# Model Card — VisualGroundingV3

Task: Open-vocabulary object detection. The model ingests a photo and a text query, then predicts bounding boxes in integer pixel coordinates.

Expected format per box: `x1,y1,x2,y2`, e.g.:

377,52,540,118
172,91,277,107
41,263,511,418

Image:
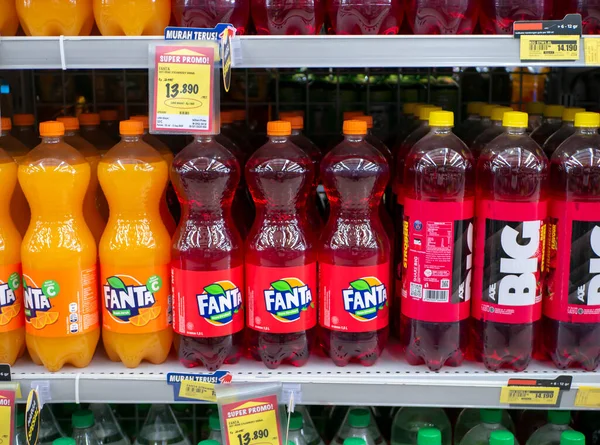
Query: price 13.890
165,83,200,99
237,429,270,445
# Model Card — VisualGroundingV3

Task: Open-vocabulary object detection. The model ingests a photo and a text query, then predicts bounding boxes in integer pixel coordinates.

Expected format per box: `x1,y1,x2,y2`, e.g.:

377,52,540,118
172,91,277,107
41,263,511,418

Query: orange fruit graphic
29,310,59,329
129,306,161,327
0,302,21,326
0,314,10,326
44,311,59,325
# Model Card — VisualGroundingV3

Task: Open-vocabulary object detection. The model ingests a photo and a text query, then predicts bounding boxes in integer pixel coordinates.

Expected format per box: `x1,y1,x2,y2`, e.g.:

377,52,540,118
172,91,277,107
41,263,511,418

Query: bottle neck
491,120,502,127
64,129,79,137
343,134,366,143
429,126,453,135
575,127,598,136
41,136,64,144
120,134,143,143
194,135,214,144
268,135,290,144
562,121,575,128
505,126,527,136
544,117,562,125
0,130,8,137
291,129,303,136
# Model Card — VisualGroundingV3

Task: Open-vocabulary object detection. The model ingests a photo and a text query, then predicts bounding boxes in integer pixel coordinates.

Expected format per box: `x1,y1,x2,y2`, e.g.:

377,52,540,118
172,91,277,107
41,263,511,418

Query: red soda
251,0,325,34
480,0,553,34
556,1,600,34
401,110,474,371
245,121,317,369
544,111,600,371
470,106,513,160
172,0,250,34
542,108,586,159
530,105,565,147
326,0,403,34
471,111,548,371
319,120,390,366
406,0,478,34
171,135,244,371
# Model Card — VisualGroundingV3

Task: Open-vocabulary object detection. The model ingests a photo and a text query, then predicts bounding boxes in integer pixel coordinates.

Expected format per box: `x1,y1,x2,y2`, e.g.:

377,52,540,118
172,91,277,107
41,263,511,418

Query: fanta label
472,200,546,324
545,200,600,323
401,198,474,323
101,265,170,334
24,266,98,336
0,264,23,333
319,263,389,333
172,266,244,337
246,263,317,334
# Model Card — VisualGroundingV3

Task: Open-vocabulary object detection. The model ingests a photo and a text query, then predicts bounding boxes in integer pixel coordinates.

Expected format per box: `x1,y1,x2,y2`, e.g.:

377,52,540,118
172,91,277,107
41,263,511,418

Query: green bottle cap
418,428,442,445
290,412,303,430
209,412,221,431
561,431,585,445
490,431,515,445
548,411,571,425
480,409,502,424
348,409,370,428
15,412,24,428
344,439,367,445
72,409,95,428
198,441,220,445
53,439,76,445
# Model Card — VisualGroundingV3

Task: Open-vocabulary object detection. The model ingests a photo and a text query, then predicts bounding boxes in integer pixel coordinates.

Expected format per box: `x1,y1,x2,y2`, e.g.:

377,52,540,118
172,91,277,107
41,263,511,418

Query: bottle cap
281,115,304,130
403,103,421,115
544,105,565,118
574,112,600,128
562,108,586,122
79,113,100,126
348,408,370,428
72,409,95,428
343,111,364,121
548,410,571,425
527,101,546,115
343,120,368,135
480,409,502,424
491,107,514,122
429,110,454,127
53,439,76,445
419,106,442,121
503,111,528,128
0,117,11,131
221,111,234,125
209,412,221,431
489,431,515,445
418,428,442,445
279,110,304,119
344,439,367,445
290,411,303,430
120,120,144,136
198,441,221,445
232,109,246,121
99,109,118,121
467,102,486,115
561,431,585,445
355,115,374,129
39,121,65,137
15,412,24,427
130,115,150,129
57,116,80,131
481,104,498,118
267,120,292,136
13,113,35,126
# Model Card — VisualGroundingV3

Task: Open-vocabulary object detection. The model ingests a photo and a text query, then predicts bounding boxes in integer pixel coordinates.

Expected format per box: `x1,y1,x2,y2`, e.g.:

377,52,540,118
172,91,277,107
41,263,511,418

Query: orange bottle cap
56,116,80,131
279,110,304,119
120,120,144,136
13,113,34,126
79,113,100,126
281,115,304,130
130,115,150,129
343,111,364,120
232,109,246,121
343,120,368,135
355,115,373,129
39,121,65,137
99,110,118,121
267,120,292,136
0,117,11,131
221,111,234,124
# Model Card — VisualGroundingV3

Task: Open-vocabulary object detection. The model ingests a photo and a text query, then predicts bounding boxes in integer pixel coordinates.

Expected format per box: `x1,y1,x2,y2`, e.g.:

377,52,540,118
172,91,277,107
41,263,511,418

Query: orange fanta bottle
0,148,25,365
16,0,94,36
20,121,99,371
98,120,172,368
0,0,19,36
94,0,170,36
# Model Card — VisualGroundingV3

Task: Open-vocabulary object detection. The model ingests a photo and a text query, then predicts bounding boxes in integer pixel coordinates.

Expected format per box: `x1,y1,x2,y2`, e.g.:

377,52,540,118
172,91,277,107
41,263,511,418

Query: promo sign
221,395,282,445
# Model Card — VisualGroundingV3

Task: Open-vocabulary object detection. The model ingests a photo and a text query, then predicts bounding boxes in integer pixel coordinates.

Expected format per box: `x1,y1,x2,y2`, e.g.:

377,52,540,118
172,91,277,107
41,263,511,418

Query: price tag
0,389,15,445
179,380,216,402
575,387,600,407
585,38,600,65
499,385,560,405
222,395,282,445
520,35,580,61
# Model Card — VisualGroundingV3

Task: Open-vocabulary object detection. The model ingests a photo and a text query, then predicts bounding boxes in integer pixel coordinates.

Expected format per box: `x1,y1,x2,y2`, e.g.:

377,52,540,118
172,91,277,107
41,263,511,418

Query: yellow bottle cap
79,113,100,126
544,105,565,118
491,107,514,122
419,106,442,121
467,102,486,115
279,110,304,119
343,120,368,135
403,103,421,115
429,111,454,127
39,121,65,137
130,115,149,129
99,109,118,121
0,117,11,131
281,115,304,130
562,108,586,122
481,104,498,118
526,102,546,115
502,111,528,128
343,111,364,121
574,112,600,128
56,116,80,131
355,115,373,129
13,113,35,126
267,120,292,136
120,120,144,135
232,110,246,121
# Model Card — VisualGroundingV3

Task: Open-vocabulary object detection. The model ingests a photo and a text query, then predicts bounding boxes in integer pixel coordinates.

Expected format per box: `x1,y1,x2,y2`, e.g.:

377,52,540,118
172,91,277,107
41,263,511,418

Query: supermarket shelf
11,345,600,407
0,35,597,69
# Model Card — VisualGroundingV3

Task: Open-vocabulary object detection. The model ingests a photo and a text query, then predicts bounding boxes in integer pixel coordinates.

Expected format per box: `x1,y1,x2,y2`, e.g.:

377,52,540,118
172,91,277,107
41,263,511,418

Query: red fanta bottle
471,111,548,371
246,121,317,369
544,111,600,371
406,0,478,34
326,0,403,34
319,120,390,366
401,111,474,371
172,0,250,34
480,0,553,34
251,0,325,34
171,135,244,371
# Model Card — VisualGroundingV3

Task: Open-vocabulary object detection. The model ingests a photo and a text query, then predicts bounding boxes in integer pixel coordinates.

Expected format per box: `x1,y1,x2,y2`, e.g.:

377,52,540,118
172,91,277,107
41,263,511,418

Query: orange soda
98,120,172,368
12,114,40,149
0,0,19,37
94,0,170,36
79,113,116,155
16,0,94,36
20,121,99,371
0,147,25,365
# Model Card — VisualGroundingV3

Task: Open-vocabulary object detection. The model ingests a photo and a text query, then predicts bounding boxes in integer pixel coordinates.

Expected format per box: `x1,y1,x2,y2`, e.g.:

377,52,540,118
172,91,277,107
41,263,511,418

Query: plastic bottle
406,0,478,34
289,412,310,445
326,0,403,34
459,410,513,445
530,105,565,146
245,121,316,368
72,410,101,445
480,0,553,34
391,408,451,445
208,412,222,444
527,102,546,133
455,410,515,445
463,104,498,148
134,405,191,445
319,120,390,366
0,0,19,36
516,412,548,445
41,406,66,445
556,1,600,34
332,408,387,445
544,112,600,370
471,111,548,371
16,0,94,36
172,0,249,33
79,113,116,154
419,429,443,445
295,407,326,445
94,0,170,35
526,412,572,445
251,0,325,34
395,103,421,146
492,432,517,445
542,108,586,158
455,102,485,141
54,438,76,445
21,121,99,372
171,134,244,371
57,116,106,243
559,432,585,445
470,106,513,159
98,120,172,368
99,110,120,143
89,404,131,445
12,114,40,149
401,111,474,370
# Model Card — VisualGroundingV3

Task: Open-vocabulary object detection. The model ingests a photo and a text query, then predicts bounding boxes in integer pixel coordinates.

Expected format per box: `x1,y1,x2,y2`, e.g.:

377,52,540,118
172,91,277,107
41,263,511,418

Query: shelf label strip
500,385,560,405
520,35,580,61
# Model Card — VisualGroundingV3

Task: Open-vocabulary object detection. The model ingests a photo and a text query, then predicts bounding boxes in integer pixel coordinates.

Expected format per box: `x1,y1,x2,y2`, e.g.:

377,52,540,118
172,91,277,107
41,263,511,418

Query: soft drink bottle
98,120,172,368
463,104,498,148
134,405,191,445
418,429,442,445
99,110,120,143
406,0,478,34
89,404,131,445
394,103,422,146
527,102,546,133
530,105,565,146
172,0,249,33
516,412,548,445
16,0,94,35
0,145,24,366
327,0,403,34
459,410,513,445
559,433,585,445
12,114,40,149
79,113,116,155
542,108,586,158
544,112,600,371
480,0,553,34
0,0,19,36
94,0,170,35
319,120,390,366
245,120,317,368
332,408,387,445
455,410,515,445
251,0,325,34
295,407,326,445
401,111,474,371
556,1,600,34
72,411,100,445
492,432,517,445
171,134,244,371
354,115,393,164
208,412,222,444
526,412,572,445
40,406,65,445
470,107,513,159
289,412,310,445
471,111,548,371
21,121,99,371
454,102,485,141
391,408,451,445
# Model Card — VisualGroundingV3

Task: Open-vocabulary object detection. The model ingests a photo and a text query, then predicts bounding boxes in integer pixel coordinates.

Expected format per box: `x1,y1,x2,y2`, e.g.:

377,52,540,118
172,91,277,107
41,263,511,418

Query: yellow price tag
0,390,16,443
520,35,580,61
585,38,600,65
222,395,281,445
179,380,217,402
500,386,560,405
575,387,600,407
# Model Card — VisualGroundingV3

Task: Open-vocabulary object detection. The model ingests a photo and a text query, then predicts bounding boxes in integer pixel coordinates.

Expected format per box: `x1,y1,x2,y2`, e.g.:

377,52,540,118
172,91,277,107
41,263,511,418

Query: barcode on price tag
520,35,580,61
